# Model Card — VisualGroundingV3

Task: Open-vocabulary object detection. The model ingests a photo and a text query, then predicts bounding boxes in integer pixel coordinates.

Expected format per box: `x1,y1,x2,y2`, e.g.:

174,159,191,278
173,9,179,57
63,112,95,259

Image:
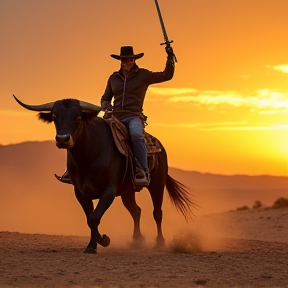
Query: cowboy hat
110,46,144,60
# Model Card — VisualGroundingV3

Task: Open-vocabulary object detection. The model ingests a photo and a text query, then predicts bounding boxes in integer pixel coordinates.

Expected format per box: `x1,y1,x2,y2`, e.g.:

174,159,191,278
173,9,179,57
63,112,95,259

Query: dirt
1,208,288,288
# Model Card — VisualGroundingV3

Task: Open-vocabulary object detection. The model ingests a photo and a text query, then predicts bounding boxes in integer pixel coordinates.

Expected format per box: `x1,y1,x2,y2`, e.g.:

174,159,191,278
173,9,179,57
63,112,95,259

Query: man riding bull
100,45,175,186
59,45,175,186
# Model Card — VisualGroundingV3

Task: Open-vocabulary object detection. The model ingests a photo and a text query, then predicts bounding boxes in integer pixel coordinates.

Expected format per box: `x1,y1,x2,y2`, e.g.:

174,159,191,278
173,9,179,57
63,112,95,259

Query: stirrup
55,170,72,184
134,168,150,186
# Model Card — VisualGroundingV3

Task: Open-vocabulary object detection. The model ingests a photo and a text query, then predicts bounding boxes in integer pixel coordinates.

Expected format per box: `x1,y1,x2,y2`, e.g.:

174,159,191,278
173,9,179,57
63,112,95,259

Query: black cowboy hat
110,46,144,60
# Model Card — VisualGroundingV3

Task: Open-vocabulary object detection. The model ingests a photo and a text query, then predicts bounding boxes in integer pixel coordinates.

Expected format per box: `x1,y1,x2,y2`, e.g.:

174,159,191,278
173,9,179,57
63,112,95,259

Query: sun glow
148,88,288,113
1,0,287,176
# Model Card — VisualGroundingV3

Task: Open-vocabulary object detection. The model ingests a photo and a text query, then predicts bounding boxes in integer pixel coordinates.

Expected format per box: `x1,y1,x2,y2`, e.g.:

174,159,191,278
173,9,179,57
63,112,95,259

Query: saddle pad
104,116,161,156
144,132,162,154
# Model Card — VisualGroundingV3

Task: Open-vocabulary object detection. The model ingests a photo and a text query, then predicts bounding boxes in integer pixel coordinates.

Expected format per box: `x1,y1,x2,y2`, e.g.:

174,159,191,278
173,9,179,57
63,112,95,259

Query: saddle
104,115,161,187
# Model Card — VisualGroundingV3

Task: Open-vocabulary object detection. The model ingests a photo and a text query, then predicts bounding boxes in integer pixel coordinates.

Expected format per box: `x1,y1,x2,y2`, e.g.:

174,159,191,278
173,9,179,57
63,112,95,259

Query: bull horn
13,94,54,111
79,101,102,113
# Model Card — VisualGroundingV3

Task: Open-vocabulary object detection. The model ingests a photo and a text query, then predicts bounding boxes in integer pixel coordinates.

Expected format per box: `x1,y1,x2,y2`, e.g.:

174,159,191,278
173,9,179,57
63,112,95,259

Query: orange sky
0,0,287,176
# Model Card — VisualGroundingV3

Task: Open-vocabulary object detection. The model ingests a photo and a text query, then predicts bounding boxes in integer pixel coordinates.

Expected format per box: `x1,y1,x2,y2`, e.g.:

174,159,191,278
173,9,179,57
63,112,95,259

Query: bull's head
13,94,102,149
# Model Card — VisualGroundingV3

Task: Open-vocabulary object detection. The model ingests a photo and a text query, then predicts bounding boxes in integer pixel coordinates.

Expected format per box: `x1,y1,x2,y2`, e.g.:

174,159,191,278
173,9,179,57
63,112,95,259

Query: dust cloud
0,179,262,252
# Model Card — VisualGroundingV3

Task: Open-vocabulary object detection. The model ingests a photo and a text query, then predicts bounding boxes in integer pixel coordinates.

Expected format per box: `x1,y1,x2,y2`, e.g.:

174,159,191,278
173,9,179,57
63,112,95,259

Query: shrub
272,197,288,209
253,200,263,209
236,205,250,211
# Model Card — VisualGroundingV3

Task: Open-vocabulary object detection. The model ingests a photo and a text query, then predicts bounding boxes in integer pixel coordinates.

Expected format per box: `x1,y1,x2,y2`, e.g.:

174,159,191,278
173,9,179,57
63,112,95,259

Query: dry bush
236,205,250,211
272,197,288,209
253,200,263,209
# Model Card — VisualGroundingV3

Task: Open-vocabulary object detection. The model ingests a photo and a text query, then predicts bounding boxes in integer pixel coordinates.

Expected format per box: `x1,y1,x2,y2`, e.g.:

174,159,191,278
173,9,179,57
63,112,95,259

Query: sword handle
160,40,174,46
161,40,178,63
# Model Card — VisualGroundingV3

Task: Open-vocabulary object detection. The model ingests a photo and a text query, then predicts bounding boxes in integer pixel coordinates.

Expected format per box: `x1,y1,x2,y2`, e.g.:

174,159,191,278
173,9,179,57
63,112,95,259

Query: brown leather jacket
101,55,175,120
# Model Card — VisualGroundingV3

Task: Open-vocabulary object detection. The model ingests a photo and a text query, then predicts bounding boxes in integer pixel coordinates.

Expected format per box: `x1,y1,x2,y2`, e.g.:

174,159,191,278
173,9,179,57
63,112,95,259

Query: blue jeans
120,117,147,170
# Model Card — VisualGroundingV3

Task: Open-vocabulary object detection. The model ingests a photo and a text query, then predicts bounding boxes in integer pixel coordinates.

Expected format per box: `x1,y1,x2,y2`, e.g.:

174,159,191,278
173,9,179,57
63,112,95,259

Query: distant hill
169,167,288,190
1,141,287,189
0,141,287,236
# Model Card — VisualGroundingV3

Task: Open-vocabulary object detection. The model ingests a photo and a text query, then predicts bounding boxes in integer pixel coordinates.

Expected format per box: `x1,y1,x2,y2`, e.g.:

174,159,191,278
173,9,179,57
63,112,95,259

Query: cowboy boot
134,167,150,186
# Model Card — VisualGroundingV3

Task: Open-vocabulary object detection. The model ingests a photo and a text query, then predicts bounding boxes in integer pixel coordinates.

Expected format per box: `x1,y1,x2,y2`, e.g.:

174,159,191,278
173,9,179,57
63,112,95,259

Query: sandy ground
1,207,288,288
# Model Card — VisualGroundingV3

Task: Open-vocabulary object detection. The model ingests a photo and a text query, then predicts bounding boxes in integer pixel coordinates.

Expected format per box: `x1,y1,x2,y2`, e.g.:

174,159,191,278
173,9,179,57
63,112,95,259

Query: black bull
13,95,194,254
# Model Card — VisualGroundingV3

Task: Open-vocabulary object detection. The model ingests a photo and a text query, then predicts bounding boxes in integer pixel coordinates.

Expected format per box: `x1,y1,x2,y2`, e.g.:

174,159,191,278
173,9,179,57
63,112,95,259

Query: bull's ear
37,112,53,123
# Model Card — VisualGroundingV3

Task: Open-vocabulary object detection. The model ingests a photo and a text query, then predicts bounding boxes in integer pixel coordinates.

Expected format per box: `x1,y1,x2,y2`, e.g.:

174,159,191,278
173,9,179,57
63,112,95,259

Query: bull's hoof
83,246,97,254
130,240,145,249
98,234,110,247
130,235,145,249
156,237,165,248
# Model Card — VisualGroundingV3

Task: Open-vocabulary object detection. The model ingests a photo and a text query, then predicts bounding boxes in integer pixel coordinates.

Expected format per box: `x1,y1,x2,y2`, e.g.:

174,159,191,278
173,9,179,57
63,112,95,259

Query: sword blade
154,0,169,44
153,0,177,62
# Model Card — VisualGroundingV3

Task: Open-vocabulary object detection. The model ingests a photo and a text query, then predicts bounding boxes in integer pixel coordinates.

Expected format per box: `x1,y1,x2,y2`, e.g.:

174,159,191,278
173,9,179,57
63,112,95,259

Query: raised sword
154,0,177,62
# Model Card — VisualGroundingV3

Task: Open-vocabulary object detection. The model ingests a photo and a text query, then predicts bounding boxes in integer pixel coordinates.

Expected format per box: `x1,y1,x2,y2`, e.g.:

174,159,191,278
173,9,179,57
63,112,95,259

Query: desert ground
1,206,288,288
1,142,288,287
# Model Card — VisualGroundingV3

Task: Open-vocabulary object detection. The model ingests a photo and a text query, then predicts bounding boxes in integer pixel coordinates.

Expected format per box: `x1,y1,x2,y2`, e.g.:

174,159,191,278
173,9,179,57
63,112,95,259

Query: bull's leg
75,186,116,253
74,189,97,253
87,185,116,249
121,191,144,243
148,183,166,247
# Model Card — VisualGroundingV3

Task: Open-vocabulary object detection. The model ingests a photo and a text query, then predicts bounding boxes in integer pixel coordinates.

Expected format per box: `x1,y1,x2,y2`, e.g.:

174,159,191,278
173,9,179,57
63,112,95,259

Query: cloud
201,124,288,131
267,64,288,74
240,74,250,79
148,88,288,112
148,87,198,96
154,121,247,128
153,122,288,131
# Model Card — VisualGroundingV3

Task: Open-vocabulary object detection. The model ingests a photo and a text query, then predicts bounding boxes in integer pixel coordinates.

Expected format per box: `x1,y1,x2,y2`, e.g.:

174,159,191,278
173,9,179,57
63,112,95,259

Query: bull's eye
52,114,56,121
76,116,81,123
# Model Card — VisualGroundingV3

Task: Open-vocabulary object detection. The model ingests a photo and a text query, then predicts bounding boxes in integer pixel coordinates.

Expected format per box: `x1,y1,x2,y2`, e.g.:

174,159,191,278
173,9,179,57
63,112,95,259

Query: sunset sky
0,0,287,176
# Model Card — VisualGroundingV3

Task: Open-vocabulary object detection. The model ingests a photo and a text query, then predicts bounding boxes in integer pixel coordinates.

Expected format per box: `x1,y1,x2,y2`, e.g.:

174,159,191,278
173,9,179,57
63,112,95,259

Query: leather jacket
101,55,175,120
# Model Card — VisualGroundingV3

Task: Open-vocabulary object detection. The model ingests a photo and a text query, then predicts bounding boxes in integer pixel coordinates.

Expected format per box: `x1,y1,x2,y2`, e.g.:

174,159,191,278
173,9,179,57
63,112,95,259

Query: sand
1,207,288,288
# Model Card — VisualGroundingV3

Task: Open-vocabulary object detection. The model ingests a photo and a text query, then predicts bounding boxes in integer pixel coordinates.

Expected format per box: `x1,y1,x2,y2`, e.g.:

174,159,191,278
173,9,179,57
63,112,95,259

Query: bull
13,94,194,254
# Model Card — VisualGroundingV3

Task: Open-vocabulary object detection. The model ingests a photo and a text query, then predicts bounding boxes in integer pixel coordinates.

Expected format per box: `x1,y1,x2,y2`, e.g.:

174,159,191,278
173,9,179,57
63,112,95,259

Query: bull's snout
56,134,70,143
55,134,73,148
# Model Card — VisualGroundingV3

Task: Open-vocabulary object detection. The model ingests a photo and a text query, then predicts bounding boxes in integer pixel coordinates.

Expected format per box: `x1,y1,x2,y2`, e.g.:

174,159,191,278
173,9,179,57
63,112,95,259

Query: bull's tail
166,175,196,220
